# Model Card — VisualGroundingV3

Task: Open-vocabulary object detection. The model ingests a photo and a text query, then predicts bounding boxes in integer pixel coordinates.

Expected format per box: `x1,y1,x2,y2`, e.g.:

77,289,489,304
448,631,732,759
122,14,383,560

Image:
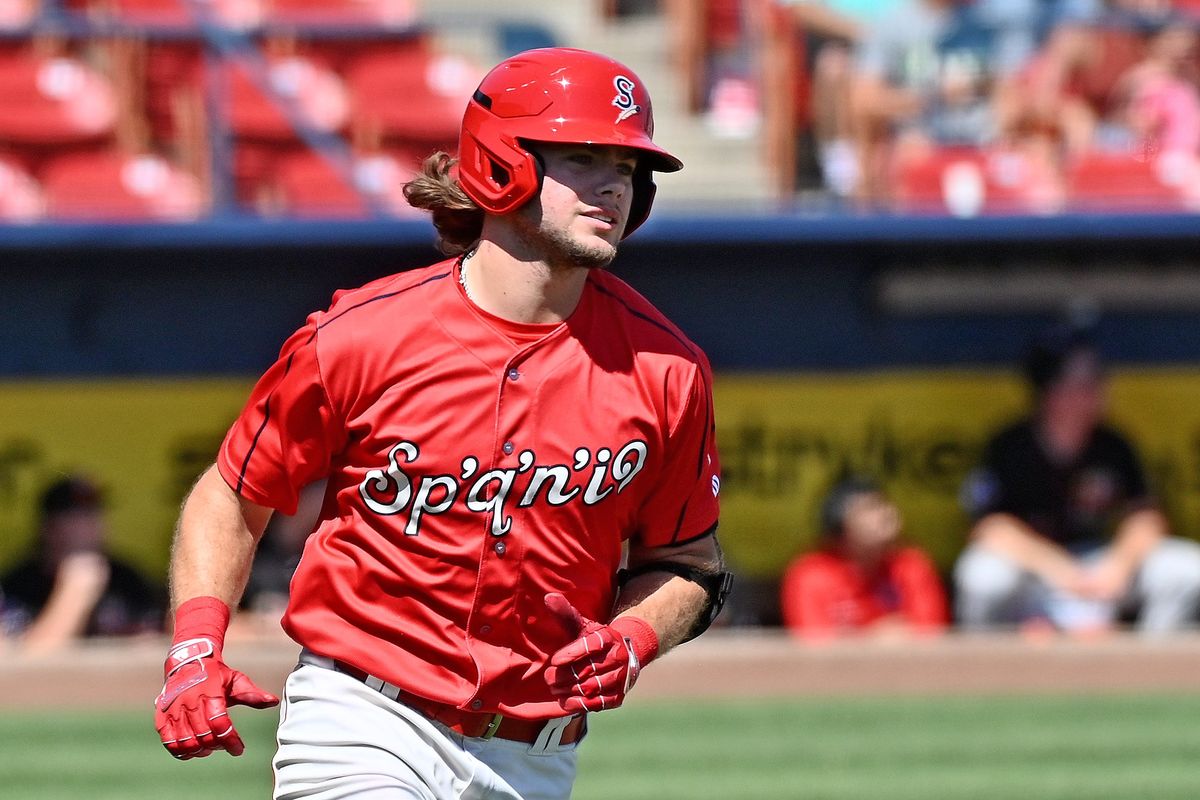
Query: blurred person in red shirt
780,476,949,642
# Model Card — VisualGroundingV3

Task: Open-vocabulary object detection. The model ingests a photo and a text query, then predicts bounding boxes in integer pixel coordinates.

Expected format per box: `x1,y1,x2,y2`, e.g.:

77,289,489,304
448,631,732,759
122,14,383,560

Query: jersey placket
463,348,539,710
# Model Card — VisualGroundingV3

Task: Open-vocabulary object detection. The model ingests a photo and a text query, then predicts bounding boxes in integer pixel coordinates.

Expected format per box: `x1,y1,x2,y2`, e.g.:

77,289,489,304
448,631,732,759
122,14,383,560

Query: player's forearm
971,512,1079,587
614,574,709,655
614,537,725,655
1109,507,1167,573
20,552,111,654
169,465,272,611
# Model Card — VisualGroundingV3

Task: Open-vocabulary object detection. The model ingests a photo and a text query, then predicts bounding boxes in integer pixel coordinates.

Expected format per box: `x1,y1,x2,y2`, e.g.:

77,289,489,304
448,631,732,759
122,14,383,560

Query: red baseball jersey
779,547,948,640
217,257,720,719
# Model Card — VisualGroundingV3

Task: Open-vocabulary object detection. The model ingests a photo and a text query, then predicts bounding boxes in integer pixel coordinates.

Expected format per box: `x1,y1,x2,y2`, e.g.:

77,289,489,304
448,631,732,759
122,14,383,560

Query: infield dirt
3,629,1200,711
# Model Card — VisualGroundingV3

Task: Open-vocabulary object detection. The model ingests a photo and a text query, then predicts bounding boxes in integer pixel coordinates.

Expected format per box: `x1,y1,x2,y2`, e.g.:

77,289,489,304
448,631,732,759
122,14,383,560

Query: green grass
575,694,1200,800
3,695,1200,799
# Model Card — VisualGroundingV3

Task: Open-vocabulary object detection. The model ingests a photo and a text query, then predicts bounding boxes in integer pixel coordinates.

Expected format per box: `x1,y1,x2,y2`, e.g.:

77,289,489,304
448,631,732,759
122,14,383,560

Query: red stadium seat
40,150,205,221
273,147,419,218
0,52,117,146
274,149,368,217
225,54,350,141
893,147,1063,216
0,156,45,222
1065,152,1191,212
264,0,416,27
344,42,480,148
180,52,350,207
232,140,298,208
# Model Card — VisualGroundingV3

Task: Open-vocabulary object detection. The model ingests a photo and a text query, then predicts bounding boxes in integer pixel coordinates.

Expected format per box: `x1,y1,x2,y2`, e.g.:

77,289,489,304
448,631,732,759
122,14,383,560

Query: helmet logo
612,75,641,124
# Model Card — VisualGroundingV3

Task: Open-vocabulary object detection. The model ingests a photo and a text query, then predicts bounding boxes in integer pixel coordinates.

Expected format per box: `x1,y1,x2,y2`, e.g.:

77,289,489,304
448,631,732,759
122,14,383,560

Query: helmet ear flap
526,144,546,194
458,116,542,215
623,167,656,238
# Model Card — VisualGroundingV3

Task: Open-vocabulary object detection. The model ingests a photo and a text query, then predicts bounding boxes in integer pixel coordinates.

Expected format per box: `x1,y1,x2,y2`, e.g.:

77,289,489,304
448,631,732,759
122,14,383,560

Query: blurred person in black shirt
1,475,166,654
955,326,1200,635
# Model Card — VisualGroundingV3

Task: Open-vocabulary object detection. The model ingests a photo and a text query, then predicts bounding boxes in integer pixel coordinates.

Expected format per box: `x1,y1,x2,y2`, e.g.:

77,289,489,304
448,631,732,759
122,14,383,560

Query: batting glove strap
622,638,641,694
609,616,659,665
165,637,215,676
156,637,217,712
609,615,657,694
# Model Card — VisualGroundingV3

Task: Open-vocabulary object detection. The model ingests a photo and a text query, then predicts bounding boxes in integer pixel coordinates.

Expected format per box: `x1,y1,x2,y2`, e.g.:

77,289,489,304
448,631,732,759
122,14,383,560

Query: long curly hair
403,152,485,255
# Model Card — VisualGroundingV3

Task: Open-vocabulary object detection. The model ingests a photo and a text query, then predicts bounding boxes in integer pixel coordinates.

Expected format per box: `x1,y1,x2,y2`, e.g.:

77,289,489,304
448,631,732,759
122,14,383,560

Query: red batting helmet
458,47,682,237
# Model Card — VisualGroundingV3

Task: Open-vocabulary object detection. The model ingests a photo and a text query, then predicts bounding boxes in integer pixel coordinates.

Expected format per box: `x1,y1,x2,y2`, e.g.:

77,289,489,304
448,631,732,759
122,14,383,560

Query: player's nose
595,167,632,205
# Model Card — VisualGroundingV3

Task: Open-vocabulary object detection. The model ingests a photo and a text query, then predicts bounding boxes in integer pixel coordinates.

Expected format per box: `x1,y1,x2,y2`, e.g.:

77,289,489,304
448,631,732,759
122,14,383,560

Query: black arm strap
617,561,733,643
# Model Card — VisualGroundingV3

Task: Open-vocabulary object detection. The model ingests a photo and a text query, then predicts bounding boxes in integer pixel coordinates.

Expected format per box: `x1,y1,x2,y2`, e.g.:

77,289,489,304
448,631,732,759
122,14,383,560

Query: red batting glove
543,592,659,713
154,597,279,760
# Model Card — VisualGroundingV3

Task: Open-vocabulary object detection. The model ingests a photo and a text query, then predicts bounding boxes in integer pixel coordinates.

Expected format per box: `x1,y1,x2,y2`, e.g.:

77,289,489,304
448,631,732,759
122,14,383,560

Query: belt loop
529,714,579,755
480,713,504,740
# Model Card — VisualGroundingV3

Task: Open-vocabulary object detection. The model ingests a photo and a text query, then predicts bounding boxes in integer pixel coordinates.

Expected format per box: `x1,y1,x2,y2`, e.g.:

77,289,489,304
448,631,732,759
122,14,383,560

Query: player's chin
577,218,622,250
568,237,619,270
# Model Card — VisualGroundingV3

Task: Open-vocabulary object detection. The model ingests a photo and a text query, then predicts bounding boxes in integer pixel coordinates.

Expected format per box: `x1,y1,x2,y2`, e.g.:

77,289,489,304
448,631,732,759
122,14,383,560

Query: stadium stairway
584,9,776,212
419,0,776,213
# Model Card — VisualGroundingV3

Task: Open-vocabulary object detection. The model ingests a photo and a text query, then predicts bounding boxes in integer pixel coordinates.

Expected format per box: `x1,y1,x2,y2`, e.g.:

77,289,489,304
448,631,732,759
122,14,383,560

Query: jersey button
494,541,507,555
479,625,492,635
502,441,514,455
471,700,483,710
507,368,520,381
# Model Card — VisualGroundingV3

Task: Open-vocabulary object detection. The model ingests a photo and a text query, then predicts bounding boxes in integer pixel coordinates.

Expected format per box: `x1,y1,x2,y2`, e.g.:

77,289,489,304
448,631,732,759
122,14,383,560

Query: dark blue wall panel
2,213,1199,376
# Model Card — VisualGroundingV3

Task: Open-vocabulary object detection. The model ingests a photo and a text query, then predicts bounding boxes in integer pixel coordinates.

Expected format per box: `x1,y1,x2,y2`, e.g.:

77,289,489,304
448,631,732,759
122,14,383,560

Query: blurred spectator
1104,12,1200,194
780,1,904,195
780,476,949,641
955,326,1200,636
701,0,763,138
0,475,166,654
850,1,998,203
1005,0,1194,158
849,0,1095,206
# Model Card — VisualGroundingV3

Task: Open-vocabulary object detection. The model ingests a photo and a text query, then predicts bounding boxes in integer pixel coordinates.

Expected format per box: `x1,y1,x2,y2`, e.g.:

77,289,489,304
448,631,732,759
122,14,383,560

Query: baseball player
154,47,731,800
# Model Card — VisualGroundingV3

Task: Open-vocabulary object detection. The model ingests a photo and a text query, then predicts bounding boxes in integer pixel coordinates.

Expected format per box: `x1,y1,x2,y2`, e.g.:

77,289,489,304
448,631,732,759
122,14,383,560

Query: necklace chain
459,251,475,302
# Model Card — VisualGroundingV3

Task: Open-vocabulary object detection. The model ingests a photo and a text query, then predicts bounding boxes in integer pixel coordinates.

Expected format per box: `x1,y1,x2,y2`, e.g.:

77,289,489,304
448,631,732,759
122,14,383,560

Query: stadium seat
273,149,367,217
1064,152,1191,212
0,156,45,222
40,150,205,221
225,54,350,142
0,52,117,146
211,52,351,210
343,42,479,148
892,147,1062,216
273,147,418,218
264,0,416,27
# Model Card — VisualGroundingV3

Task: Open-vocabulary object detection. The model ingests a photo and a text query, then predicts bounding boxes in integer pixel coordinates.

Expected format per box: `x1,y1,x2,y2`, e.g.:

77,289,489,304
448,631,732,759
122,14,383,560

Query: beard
513,202,619,271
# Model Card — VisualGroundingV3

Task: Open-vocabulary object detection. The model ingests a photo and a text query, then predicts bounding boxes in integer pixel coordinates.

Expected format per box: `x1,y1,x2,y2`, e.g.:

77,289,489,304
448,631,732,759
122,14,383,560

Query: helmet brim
520,137,683,174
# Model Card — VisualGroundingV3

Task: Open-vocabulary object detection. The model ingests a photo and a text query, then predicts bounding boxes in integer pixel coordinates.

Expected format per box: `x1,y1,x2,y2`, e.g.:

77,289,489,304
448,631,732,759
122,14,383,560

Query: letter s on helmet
457,47,682,238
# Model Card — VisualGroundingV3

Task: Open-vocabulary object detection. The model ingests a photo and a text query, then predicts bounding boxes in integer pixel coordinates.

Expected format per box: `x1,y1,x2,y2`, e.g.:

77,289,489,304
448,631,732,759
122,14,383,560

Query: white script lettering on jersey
359,439,650,536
